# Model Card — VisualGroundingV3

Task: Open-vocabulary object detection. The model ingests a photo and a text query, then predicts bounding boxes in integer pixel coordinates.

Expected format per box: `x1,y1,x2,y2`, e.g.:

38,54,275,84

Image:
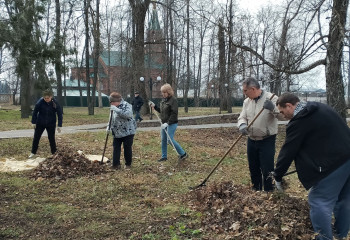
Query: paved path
0,120,292,139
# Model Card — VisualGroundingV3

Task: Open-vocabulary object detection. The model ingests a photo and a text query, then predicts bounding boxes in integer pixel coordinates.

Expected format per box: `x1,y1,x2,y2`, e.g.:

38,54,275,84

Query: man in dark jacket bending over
273,92,350,240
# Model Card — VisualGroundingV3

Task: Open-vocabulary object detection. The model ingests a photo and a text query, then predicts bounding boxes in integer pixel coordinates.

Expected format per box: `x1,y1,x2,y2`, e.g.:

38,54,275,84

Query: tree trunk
325,0,348,120
84,0,92,114
184,0,190,113
55,0,63,108
226,0,234,113
20,63,33,118
128,0,151,113
91,0,101,112
218,19,226,113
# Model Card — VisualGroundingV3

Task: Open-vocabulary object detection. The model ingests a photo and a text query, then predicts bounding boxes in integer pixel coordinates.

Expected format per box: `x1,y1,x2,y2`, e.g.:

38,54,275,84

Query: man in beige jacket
238,77,283,191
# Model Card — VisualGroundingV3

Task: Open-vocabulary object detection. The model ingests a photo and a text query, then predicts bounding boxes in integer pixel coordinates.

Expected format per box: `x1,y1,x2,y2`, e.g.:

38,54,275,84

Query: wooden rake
100,110,113,165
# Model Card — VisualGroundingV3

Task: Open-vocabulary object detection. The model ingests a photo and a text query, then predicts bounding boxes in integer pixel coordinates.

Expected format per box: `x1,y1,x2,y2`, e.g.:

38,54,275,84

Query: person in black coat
131,91,144,122
273,92,350,240
29,89,63,158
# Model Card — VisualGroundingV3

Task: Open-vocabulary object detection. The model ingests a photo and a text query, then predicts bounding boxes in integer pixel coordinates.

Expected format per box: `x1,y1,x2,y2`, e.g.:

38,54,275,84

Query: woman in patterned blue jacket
108,92,137,170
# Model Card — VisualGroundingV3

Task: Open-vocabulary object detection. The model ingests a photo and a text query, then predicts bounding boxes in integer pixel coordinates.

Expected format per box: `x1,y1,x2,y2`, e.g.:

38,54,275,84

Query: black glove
263,99,275,111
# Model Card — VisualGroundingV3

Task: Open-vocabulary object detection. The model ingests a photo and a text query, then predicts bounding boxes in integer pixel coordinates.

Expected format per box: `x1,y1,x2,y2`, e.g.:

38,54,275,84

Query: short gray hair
242,77,260,89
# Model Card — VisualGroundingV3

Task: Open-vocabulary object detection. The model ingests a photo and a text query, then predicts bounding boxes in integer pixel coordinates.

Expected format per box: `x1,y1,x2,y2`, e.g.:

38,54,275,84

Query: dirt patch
30,145,108,180
185,128,240,148
189,181,315,239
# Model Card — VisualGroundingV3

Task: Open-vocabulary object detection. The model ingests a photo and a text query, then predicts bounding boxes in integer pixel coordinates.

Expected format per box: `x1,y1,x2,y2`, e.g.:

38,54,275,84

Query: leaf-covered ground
189,181,315,239
0,126,324,239
30,145,108,180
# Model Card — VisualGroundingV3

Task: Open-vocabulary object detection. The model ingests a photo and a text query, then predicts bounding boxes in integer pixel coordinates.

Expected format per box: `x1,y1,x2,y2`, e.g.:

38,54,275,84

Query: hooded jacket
274,102,350,190
31,98,63,127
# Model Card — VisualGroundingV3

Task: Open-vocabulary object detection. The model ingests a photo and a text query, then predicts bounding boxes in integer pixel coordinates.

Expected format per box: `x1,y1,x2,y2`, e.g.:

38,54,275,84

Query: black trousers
113,134,134,166
31,124,57,154
247,135,276,191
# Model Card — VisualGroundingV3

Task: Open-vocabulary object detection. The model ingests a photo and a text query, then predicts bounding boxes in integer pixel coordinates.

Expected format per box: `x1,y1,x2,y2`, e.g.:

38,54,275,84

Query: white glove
275,181,283,191
32,124,36,129
110,105,121,113
149,101,155,107
161,123,168,129
239,123,249,135
57,127,61,133
106,126,112,134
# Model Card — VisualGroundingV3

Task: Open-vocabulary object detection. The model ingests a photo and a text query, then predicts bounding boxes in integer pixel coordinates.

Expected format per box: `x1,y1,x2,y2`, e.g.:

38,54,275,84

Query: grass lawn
0,104,242,131
0,105,310,240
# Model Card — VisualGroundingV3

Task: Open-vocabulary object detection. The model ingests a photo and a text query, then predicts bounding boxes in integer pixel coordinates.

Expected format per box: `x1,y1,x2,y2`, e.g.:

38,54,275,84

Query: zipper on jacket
319,167,322,172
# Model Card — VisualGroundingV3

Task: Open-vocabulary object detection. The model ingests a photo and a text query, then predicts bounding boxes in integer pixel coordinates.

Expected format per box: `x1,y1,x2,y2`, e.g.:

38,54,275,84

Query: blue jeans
308,159,350,240
134,110,142,122
161,123,185,158
247,135,276,191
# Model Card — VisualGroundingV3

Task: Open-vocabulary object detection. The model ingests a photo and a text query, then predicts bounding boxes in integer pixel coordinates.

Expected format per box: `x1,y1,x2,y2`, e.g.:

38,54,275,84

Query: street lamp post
224,83,228,108
211,84,215,107
224,83,233,113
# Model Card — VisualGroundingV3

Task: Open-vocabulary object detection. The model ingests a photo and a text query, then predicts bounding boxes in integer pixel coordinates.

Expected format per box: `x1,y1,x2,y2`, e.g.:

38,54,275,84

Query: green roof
99,51,131,67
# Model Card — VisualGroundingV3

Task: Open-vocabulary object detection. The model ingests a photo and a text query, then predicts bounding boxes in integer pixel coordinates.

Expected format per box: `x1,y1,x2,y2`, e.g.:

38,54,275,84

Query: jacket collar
253,90,264,103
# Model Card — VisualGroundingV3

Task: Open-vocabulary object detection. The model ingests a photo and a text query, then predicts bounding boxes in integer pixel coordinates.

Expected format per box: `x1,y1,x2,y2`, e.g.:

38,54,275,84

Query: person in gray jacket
108,92,137,169
237,77,283,191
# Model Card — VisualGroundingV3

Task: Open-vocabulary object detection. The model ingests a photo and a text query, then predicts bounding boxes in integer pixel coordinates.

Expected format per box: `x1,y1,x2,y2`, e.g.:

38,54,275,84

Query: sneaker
139,118,143,122
125,165,131,170
178,152,188,161
111,165,121,170
29,153,35,158
158,157,167,162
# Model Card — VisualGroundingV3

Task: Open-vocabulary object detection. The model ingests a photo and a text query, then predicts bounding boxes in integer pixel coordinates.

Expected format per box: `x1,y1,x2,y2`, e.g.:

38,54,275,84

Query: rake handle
100,110,113,165
153,107,180,156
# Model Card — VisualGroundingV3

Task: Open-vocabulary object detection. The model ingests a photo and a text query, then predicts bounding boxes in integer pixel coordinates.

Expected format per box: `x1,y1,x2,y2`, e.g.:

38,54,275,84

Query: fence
136,97,244,108
0,94,12,103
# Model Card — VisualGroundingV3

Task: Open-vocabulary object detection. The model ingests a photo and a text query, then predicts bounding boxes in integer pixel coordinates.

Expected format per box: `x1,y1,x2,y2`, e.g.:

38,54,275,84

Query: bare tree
128,0,151,104
218,18,226,112
54,0,64,108
91,0,101,111
225,0,348,119
325,0,348,119
183,0,190,112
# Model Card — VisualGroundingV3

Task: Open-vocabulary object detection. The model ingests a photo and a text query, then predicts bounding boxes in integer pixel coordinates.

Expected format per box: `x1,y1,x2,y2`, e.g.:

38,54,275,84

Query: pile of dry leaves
30,146,107,180
190,181,315,239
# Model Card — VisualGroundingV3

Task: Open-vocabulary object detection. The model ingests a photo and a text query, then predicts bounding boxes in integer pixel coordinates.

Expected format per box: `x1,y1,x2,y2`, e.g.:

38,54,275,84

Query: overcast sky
236,0,326,90
238,0,279,13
